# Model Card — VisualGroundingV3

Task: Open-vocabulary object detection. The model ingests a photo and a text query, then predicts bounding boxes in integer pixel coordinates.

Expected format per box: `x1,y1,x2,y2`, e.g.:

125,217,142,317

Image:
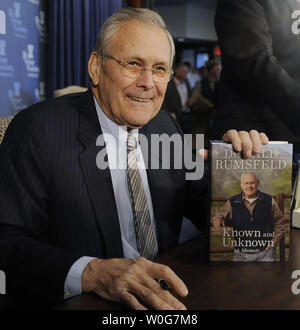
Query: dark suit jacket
162,78,191,125
201,78,219,106
0,90,208,304
214,0,300,152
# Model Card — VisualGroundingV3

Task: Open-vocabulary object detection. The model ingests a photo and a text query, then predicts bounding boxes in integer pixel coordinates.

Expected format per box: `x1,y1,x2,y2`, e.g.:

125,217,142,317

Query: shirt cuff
64,256,96,300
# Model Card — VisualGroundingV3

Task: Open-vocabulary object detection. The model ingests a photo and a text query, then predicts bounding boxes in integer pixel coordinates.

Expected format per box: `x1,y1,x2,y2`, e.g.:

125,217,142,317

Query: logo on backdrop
0,270,5,294
8,82,28,114
35,10,47,43
28,0,40,5
0,40,14,77
22,44,39,78
8,2,28,39
0,10,6,35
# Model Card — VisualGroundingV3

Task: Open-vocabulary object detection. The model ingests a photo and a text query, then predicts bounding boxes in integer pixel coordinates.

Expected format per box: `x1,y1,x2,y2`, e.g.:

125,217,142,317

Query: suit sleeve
215,0,300,134
0,109,81,305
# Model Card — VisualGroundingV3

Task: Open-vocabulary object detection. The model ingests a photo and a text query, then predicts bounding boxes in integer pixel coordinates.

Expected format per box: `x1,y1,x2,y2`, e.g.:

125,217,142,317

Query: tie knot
127,132,137,151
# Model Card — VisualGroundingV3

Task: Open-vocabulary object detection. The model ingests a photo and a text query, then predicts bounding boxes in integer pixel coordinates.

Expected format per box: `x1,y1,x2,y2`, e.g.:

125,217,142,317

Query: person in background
201,60,221,107
199,65,208,81
162,63,192,133
183,61,201,89
213,0,300,179
187,60,221,146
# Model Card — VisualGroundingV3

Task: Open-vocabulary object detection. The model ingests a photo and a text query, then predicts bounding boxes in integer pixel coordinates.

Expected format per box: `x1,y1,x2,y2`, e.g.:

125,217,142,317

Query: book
209,141,293,261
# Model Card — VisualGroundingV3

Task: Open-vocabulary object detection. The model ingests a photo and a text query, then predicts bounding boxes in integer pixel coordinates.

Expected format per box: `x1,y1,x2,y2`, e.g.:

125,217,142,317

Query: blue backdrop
0,0,123,117
0,0,47,117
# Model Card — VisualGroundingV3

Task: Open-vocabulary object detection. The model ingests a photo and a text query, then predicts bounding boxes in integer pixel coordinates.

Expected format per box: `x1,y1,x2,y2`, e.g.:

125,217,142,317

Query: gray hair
94,7,175,67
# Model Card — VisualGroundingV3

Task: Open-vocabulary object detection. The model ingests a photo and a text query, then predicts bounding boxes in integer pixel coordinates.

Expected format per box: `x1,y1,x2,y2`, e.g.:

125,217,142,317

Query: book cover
209,141,293,261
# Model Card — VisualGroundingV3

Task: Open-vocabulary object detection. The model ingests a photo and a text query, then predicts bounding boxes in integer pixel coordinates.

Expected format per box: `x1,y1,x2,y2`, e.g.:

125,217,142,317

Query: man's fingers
237,131,253,158
86,257,188,310
122,269,187,310
259,132,269,144
198,148,209,161
222,129,269,158
130,281,185,310
119,291,148,310
249,130,263,154
222,129,242,152
150,263,188,298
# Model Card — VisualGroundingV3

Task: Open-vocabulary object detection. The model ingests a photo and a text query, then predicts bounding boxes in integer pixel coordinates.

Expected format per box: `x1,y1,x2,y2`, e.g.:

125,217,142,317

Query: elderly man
0,8,268,310
213,172,285,261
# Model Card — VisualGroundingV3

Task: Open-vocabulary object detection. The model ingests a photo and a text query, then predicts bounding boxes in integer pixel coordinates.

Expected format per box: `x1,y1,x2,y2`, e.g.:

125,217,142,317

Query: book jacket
209,141,293,261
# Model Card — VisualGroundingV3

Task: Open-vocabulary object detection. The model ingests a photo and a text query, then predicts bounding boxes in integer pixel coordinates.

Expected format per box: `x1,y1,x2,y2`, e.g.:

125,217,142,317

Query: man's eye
127,61,140,67
154,66,167,72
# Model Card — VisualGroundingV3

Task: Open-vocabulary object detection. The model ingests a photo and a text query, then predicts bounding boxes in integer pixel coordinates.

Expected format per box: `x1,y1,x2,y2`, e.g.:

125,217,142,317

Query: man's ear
88,51,101,86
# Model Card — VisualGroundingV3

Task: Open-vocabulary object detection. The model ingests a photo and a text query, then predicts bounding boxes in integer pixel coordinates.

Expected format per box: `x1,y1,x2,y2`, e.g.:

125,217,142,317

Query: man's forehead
110,21,171,62
241,174,257,182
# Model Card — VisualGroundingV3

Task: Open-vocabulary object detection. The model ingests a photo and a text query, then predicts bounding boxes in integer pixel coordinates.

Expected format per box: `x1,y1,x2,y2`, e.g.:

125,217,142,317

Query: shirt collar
174,77,185,86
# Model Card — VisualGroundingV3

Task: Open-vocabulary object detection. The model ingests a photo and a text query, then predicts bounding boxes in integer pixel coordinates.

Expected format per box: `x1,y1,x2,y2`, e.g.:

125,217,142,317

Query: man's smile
130,96,152,102
127,95,154,103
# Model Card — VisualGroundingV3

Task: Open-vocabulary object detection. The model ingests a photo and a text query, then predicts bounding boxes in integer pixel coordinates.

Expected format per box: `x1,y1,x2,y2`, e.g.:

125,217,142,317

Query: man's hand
213,217,225,231
198,148,209,161
81,257,188,310
222,130,269,158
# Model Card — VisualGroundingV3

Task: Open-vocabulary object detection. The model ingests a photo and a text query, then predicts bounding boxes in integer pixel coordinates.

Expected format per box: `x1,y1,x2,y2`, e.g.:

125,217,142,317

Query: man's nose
136,69,155,90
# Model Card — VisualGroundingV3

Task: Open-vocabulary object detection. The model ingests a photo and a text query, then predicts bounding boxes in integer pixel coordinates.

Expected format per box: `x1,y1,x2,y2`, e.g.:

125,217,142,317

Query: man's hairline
96,20,174,69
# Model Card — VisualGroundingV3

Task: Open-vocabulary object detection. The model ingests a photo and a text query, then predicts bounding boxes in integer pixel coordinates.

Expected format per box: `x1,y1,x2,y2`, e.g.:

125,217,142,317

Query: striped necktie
127,131,158,260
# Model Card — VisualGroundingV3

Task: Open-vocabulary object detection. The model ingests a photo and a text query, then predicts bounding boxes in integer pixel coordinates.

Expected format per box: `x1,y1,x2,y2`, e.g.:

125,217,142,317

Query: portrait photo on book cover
210,142,293,262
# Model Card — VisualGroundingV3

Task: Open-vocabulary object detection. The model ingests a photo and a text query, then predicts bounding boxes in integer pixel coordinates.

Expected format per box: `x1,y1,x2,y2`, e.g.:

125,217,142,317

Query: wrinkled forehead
109,21,172,65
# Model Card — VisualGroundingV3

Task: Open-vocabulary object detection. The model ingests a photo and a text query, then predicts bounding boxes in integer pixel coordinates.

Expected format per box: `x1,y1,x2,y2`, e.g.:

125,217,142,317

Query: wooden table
54,229,300,310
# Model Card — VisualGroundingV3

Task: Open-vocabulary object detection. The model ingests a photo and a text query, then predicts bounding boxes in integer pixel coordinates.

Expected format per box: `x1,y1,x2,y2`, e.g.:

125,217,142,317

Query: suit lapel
77,91,123,258
285,0,300,11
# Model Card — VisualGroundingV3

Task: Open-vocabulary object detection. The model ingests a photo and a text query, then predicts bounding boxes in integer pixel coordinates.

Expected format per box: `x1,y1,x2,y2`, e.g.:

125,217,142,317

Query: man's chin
126,121,148,129
126,115,156,129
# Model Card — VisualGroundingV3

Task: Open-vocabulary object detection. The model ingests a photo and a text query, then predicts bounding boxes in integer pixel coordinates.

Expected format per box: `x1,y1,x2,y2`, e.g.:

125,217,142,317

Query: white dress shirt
174,77,188,109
